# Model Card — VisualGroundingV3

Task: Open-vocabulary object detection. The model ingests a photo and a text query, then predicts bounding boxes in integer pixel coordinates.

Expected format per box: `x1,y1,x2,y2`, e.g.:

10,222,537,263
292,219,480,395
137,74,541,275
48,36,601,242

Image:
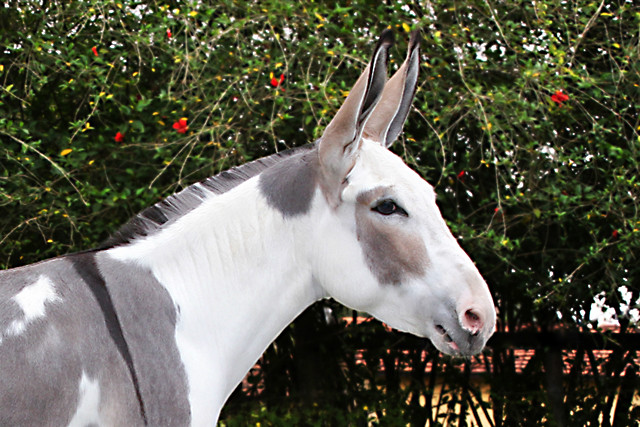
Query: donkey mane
102,143,315,249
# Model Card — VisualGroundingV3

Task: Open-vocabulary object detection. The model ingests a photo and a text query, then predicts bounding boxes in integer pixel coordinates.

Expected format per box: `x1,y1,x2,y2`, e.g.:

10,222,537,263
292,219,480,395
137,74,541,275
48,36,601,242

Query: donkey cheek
356,216,427,285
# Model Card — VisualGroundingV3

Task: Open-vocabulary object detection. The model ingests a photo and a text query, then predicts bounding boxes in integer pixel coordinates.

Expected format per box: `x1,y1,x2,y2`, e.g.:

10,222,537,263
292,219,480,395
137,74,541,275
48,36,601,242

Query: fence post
544,346,566,426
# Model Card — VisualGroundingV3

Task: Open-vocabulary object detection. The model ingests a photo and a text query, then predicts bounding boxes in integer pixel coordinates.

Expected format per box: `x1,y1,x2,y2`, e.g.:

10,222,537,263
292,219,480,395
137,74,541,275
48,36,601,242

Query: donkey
0,30,495,426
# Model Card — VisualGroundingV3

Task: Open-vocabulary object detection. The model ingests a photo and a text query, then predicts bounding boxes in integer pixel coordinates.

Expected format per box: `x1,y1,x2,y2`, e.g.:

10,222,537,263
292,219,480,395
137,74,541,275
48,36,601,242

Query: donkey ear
363,30,421,148
318,30,394,206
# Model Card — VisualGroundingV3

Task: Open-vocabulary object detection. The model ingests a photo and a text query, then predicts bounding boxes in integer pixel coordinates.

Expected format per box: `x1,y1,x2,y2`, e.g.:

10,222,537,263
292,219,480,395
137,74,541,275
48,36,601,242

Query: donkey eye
372,199,408,216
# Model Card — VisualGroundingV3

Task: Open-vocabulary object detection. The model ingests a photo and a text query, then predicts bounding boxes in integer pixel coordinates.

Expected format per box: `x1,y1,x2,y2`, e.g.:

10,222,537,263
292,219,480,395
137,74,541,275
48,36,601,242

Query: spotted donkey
0,30,495,426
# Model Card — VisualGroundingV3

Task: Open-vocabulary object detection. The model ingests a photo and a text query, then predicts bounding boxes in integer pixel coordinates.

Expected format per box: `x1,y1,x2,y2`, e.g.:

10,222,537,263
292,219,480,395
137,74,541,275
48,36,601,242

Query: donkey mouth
434,324,460,353
434,323,488,356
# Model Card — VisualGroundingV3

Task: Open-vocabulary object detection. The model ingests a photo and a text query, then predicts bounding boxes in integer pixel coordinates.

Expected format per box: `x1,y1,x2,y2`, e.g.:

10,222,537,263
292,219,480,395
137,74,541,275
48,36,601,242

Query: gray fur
0,256,140,425
96,252,191,426
355,187,427,285
0,287,23,334
69,252,147,423
258,146,319,217
0,253,189,426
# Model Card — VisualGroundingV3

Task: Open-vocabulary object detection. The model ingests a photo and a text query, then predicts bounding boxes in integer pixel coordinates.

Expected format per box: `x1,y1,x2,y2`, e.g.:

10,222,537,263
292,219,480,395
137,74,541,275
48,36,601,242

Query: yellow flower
60,148,73,156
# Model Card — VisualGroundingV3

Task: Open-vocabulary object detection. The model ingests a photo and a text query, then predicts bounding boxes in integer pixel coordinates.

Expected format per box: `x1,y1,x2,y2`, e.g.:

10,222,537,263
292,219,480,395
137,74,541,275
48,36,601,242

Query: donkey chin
426,276,497,357
365,282,496,358
428,306,496,357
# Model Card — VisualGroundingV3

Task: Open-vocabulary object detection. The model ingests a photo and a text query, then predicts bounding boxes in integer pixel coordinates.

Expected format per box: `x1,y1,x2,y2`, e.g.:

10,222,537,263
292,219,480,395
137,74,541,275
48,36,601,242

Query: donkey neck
107,177,323,424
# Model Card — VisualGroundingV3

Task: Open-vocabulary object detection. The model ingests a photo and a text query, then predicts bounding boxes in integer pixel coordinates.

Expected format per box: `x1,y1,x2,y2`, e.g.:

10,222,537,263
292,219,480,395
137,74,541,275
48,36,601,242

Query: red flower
114,132,124,142
167,29,172,38
612,229,619,238
551,90,569,105
457,170,465,179
270,73,285,88
91,46,98,57
173,118,188,134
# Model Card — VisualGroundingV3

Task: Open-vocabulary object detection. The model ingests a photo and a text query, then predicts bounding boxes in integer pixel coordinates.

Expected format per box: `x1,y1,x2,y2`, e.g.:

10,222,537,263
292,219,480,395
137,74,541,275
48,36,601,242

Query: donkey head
314,30,496,356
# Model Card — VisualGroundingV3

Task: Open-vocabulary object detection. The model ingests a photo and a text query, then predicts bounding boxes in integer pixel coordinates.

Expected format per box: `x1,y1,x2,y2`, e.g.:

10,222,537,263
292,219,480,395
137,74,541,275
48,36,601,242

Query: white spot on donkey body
67,372,101,427
5,275,62,336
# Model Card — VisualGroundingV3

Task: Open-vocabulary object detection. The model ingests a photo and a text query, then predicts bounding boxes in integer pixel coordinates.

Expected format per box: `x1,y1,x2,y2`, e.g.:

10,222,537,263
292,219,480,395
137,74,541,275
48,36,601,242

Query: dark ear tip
409,29,422,49
379,28,395,47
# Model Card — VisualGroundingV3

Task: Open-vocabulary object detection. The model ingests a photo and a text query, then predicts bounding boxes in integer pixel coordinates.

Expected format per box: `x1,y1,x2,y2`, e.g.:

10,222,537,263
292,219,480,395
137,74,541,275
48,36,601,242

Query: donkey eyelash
371,199,408,217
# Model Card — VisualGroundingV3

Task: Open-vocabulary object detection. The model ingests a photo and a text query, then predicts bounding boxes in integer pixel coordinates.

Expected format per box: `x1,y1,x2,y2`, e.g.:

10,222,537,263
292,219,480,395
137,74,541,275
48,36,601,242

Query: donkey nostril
462,309,483,336
435,324,446,335
465,310,480,323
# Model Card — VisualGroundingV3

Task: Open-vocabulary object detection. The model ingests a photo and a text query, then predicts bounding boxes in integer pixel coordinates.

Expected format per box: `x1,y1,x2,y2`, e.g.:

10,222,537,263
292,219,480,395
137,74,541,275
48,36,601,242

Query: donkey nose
460,308,483,336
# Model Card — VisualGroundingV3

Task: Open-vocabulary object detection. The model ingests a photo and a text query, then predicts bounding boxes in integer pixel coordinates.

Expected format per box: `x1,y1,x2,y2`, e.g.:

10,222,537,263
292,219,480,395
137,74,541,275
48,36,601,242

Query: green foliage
1,0,639,424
